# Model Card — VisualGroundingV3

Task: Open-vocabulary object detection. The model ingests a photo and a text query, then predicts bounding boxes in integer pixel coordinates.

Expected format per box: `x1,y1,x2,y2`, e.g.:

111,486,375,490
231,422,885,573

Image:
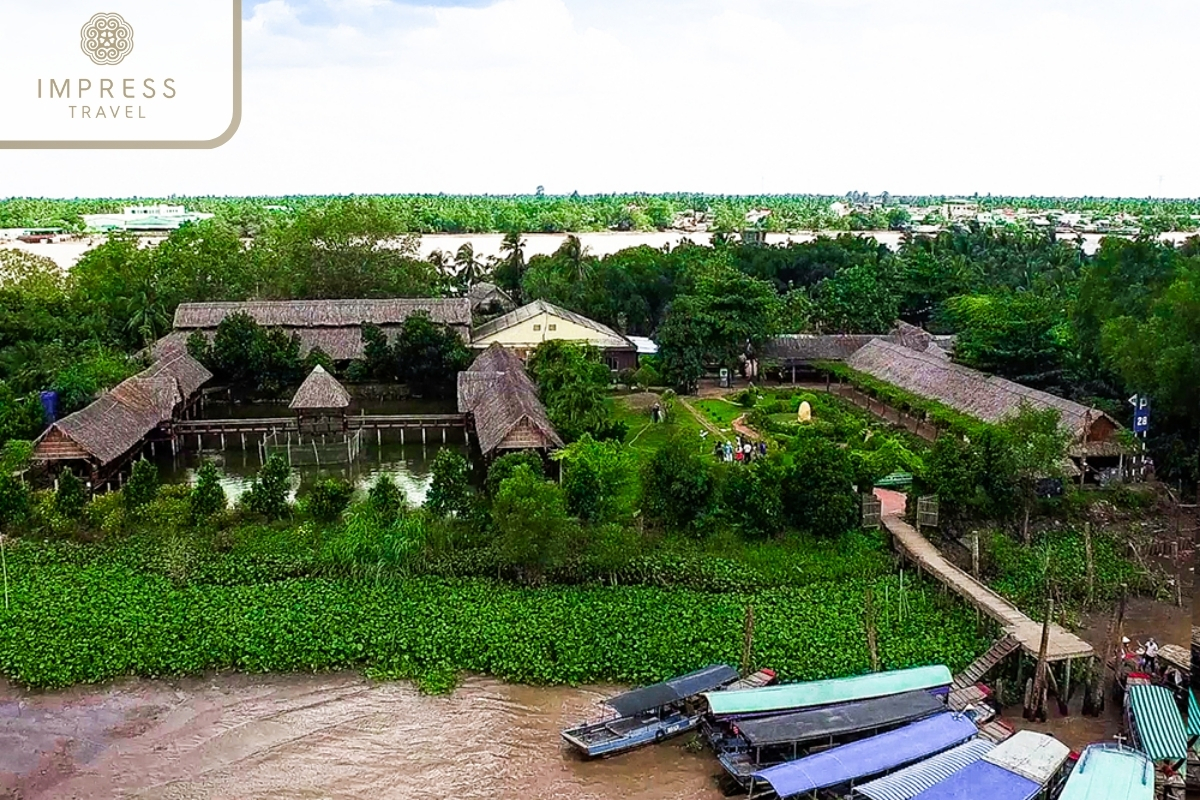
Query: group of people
714,435,767,464
1121,635,1160,673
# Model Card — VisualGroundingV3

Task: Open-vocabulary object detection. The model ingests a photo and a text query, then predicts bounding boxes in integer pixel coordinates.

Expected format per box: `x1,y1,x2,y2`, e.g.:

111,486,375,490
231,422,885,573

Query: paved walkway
881,514,1095,663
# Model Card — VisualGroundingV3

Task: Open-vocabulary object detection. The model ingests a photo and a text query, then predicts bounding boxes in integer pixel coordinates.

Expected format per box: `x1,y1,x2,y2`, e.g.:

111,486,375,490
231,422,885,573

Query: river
1,594,1189,799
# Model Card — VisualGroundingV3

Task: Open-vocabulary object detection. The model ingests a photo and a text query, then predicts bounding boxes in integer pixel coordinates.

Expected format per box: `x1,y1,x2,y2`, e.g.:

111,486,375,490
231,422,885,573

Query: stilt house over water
290,365,352,434
457,343,563,458
32,344,212,489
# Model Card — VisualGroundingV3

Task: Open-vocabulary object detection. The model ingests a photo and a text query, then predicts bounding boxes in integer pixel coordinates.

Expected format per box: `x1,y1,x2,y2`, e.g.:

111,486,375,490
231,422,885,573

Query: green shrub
366,474,405,518
307,478,354,523
190,461,227,523
485,451,544,497
54,471,86,520
425,449,472,518
243,455,292,521
124,459,159,511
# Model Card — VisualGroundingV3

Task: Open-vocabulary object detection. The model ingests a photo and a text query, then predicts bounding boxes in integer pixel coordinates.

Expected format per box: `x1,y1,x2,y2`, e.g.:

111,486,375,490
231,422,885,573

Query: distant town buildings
82,205,215,232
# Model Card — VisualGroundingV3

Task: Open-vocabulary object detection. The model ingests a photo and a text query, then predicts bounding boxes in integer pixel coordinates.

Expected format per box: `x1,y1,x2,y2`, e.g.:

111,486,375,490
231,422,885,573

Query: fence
262,429,364,466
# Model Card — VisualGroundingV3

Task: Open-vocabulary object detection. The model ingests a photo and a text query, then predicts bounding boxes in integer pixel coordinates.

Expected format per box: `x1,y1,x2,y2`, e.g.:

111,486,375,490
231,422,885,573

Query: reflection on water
156,441,467,508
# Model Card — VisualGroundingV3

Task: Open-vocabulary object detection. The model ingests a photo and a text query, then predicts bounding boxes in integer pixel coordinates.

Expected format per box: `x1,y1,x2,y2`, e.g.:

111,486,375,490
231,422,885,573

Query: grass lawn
611,393,710,458
693,398,746,427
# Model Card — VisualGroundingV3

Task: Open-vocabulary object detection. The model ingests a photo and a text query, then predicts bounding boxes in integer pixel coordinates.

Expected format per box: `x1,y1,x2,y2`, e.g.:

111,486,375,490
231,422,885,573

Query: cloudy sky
3,0,1198,198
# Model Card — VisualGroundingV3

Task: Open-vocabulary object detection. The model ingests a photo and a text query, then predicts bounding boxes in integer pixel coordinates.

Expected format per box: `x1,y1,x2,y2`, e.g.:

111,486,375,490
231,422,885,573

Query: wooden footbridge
882,514,1095,664
173,413,470,448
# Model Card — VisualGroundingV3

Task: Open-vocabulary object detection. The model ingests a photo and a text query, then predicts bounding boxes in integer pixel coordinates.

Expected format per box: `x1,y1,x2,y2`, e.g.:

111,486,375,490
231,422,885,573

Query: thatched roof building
290,365,351,410
170,298,473,360
33,349,212,474
845,338,1120,444
466,281,516,314
457,344,563,456
762,322,955,366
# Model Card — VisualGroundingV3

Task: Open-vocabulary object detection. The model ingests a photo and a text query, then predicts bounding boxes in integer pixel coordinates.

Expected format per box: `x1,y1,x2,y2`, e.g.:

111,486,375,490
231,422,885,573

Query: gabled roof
290,365,351,409
174,298,472,329
457,343,563,454
845,339,1119,439
41,377,180,466
470,300,634,350
466,281,515,311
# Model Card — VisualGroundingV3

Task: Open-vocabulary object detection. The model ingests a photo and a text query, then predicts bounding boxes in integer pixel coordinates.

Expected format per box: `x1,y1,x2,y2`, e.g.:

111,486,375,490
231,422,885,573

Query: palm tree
496,231,527,301
454,243,482,290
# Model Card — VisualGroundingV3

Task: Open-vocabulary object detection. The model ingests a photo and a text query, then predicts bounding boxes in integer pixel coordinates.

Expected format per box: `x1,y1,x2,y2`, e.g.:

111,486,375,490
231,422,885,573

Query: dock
882,514,1094,663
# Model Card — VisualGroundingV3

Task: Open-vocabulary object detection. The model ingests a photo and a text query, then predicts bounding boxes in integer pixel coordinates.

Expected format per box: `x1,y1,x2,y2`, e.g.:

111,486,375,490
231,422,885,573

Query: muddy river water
1,598,1189,800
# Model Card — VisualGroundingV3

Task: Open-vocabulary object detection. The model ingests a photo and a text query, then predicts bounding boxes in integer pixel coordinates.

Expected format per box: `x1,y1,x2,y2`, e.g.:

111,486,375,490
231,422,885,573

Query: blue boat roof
751,713,977,798
854,739,996,800
911,761,1041,800
606,664,737,717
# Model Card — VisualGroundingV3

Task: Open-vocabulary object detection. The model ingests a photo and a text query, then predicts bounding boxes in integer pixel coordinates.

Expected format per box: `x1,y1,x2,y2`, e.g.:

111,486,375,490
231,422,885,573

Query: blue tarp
910,761,1041,800
751,713,978,798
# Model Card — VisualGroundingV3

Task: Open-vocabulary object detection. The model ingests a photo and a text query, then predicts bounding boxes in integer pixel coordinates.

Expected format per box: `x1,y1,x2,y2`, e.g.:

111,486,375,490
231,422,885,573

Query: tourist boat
746,712,978,799
711,690,948,787
560,666,775,758
1124,683,1188,799
705,665,952,721
906,730,1073,800
1056,744,1155,800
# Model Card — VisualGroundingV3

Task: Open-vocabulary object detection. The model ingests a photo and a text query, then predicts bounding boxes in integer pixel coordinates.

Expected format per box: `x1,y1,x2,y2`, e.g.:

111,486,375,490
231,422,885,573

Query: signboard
719,368,730,388
875,471,913,488
1129,395,1150,434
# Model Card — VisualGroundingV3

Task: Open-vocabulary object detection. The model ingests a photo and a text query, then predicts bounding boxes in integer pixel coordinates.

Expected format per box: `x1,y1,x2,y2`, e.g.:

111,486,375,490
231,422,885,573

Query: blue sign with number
1132,396,1150,433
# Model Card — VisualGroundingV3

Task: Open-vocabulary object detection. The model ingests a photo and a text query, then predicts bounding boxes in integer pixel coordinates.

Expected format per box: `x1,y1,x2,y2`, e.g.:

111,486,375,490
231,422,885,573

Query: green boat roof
1057,745,1155,800
704,665,952,717
1126,684,1187,762
1188,689,1200,739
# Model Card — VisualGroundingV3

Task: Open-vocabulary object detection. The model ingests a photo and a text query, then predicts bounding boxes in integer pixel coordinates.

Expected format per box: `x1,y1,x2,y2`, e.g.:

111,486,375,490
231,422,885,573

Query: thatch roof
471,300,634,350
34,346,212,468
845,339,1119,439
458,344,563,454
38,377,180,466
174,298,472,330
762,322,956,364
290,365,351,410
466,281,515,312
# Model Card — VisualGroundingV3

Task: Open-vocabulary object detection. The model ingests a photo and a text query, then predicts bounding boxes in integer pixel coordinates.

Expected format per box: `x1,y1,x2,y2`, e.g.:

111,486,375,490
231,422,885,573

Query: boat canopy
982,731,1071,785
750,713,977,798
910,761,1040,800
606,664,738,717
1187,689,1200,740
1056,745,1155,800
854,739,996,800
1126,684,1187,762
707,665,952,718
736,691,945,747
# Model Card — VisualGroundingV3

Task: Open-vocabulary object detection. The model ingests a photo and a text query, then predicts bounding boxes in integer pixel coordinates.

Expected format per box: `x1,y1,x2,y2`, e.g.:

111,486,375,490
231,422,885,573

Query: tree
716,457,785,539
814,262,899,334
189,460,227,523
485,450,544,496
244,455,292,521
360,323,395,382
424,449,472,517
527,340,624,442
307,478,354,522
0,441,32,531
781,435,857,537
656,296,708,393
394,312,470,396
453,243,484,290
493,232,527,301
55,470,87,519
640,432,713,533
557,435,637,525
123,458,158,511
491,464,572,582
998,404,1070,543
208,311,262,386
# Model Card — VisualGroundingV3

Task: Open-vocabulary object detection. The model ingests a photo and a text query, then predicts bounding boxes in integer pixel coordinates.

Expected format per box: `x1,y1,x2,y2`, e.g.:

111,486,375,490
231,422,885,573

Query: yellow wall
473,310,617,349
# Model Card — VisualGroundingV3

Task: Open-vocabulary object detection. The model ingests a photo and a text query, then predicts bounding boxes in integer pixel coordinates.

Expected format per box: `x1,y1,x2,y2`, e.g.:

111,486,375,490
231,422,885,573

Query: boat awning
982,731,1071,785
910,761,1040,800
606,664,737,717
707,665,952,718
854,739,996,800
737,691,945,747
750,713,977,798
1187,690,1200,739
1056,745,1155,800
1126,684,1187,762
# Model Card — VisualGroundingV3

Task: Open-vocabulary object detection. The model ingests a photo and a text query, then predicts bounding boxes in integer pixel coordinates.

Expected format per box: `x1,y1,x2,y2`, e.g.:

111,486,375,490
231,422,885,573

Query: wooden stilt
442,428,446,444
422,427,427,445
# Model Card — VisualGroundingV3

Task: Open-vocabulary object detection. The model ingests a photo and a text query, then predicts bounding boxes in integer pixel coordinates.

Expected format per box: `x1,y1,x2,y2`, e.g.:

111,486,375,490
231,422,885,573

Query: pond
156,397,469,507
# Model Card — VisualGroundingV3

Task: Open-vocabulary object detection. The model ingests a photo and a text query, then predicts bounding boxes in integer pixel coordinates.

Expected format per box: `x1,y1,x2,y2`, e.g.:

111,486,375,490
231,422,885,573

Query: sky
2,0,1198,198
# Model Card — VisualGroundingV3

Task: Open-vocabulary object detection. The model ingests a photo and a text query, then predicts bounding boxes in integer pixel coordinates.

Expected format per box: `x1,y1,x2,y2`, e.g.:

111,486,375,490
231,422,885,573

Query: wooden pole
971,532,980,578
1025,597,1052,721
740,605,755,677
865,588,880,672
1103,586,1128,703
1,534,9,611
